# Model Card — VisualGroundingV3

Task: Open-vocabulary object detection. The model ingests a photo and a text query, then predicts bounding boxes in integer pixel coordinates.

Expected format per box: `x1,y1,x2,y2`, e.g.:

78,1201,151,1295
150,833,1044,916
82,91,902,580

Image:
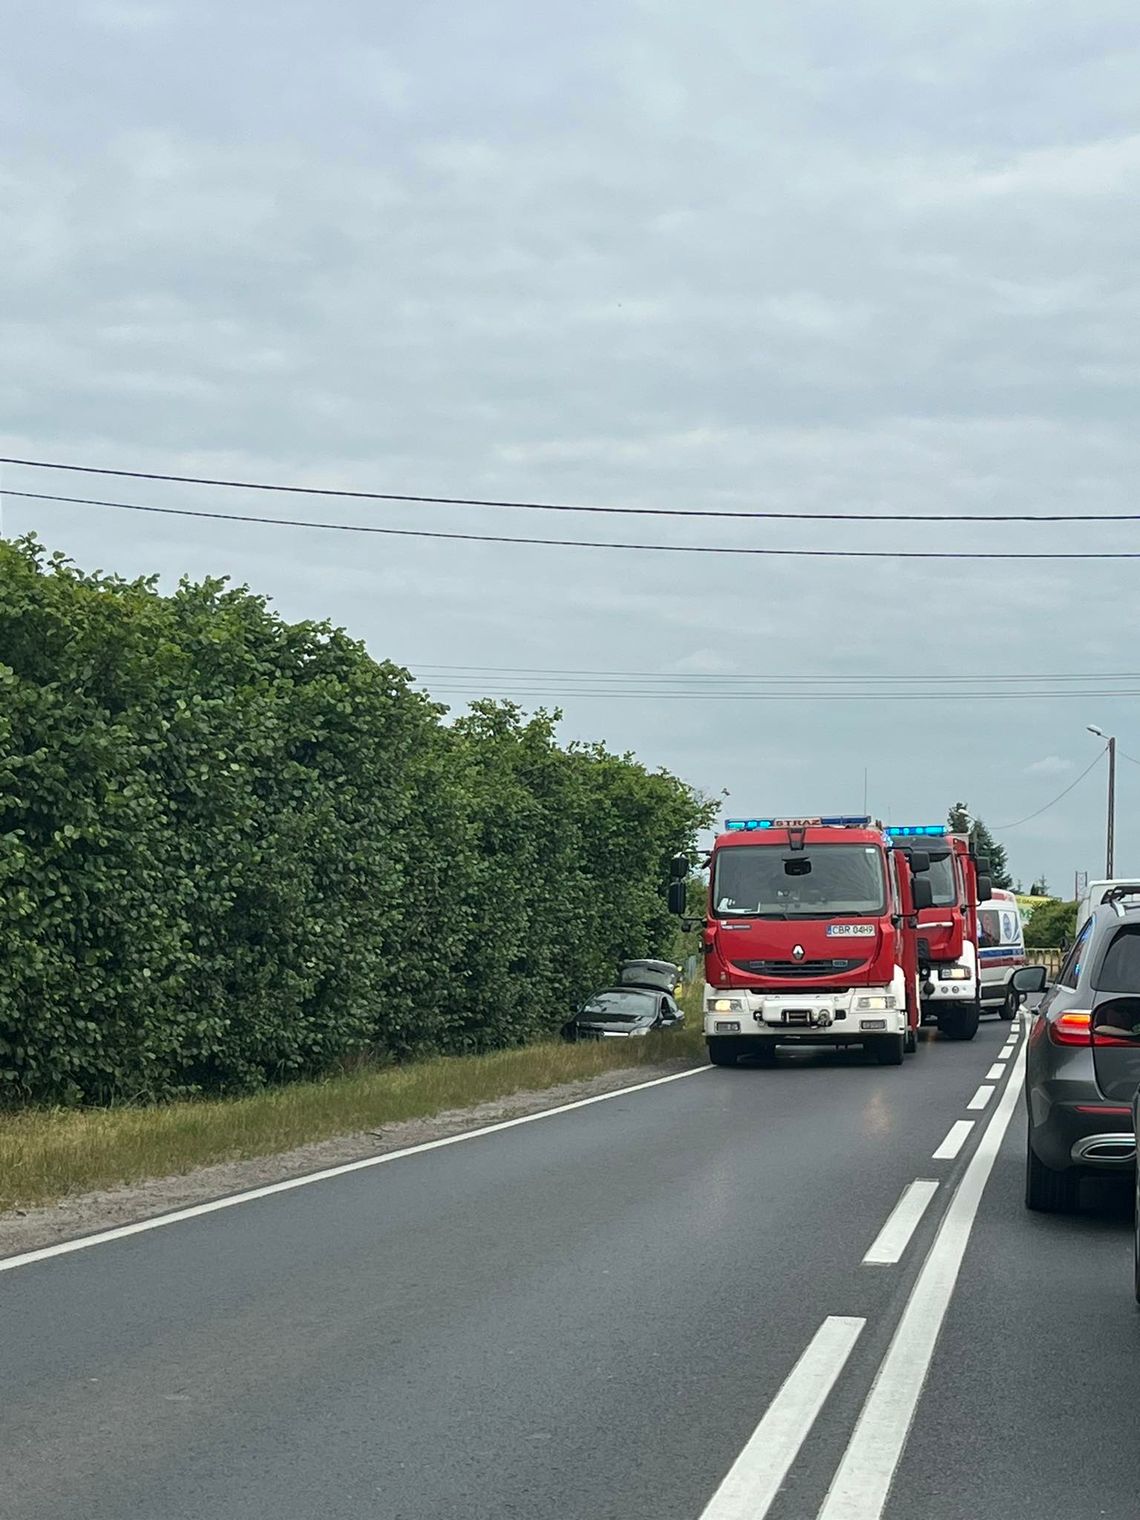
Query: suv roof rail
1104,884,1140,912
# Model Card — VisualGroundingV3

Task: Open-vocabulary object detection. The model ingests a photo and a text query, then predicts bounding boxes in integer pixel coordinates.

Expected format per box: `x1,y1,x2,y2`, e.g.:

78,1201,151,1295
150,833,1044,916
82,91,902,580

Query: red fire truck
668,816,933,1068
885,826,994,1042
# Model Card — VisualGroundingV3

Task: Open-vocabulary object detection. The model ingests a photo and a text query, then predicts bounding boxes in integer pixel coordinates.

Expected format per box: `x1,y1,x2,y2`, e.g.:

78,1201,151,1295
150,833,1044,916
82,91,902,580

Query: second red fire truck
885,826,994,1042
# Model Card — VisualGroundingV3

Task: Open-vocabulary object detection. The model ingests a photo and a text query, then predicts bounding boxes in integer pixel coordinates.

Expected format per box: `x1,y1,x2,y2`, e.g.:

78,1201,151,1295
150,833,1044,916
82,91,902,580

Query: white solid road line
698,1316,865,1520
985,1062,1006,1081
862,1180,940,1265
931,1119,974,1161
0,1064,711,1276
816,1036,1026,1520
966,1084,994,1111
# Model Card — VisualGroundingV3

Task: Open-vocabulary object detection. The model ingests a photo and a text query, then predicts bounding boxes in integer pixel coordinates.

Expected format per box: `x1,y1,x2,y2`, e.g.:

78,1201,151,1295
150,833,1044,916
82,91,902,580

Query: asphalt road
3,1013,1136,1520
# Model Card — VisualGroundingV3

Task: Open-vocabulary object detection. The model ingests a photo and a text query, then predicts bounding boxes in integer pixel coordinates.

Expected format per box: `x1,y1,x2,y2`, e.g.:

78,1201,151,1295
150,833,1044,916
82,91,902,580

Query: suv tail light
1048,1010,1091,1047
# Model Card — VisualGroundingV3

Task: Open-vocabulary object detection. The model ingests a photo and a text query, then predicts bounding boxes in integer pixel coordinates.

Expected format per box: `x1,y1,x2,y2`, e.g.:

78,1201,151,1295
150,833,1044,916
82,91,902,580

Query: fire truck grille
731,957,867,978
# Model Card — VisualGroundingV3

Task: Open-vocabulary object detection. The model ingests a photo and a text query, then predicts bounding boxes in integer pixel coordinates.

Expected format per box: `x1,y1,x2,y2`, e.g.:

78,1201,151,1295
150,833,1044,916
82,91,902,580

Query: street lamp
1087,726,1116,877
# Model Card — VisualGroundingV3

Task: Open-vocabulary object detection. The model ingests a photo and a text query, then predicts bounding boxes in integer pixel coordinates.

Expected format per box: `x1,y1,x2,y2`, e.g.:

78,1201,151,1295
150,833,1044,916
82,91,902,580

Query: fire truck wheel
937,1000,980,1041
706,1039,741,1067
873,1033,905,1065
904,1026,918,1054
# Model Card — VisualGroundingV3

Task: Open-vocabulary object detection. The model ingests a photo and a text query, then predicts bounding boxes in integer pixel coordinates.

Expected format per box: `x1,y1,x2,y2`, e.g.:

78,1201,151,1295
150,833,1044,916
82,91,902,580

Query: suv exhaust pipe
1071,1133,1136,1164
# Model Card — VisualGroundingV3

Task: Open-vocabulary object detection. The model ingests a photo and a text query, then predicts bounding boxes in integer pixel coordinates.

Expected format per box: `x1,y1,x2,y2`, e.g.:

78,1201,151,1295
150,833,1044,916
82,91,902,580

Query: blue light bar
885,825,947,837
725,815,871,832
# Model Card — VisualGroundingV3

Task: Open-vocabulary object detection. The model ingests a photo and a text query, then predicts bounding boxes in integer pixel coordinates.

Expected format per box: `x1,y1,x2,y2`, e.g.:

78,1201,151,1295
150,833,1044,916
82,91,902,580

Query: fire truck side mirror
670,853,689,881
976,874,994,902
667,880,687,915
912,879,934,911
908,850,931,874
974,856,991,876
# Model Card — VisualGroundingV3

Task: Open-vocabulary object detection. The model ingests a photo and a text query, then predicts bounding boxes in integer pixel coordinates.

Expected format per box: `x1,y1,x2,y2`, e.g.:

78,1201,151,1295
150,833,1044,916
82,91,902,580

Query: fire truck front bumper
704,988,906,1043
919,970,977,1003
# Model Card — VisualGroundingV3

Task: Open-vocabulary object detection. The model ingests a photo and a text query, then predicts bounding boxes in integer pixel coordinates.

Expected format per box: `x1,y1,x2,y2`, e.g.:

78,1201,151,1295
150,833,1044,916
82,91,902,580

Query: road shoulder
0,1056,696,1258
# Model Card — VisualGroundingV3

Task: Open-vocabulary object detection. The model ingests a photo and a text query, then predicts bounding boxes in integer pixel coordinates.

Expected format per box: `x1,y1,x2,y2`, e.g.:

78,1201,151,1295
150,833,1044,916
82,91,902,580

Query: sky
4,0,1140,893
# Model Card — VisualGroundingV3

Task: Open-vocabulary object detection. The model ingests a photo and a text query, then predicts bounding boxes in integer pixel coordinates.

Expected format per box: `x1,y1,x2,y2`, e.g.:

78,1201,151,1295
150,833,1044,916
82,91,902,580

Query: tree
947,802,1013,890
1029,875,1050,897
1024,899,1077,949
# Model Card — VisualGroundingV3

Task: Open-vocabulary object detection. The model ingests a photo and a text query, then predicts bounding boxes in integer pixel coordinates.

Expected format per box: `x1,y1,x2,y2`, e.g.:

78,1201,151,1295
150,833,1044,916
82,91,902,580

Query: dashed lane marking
931,1120,974,1161
862,1180,940,1265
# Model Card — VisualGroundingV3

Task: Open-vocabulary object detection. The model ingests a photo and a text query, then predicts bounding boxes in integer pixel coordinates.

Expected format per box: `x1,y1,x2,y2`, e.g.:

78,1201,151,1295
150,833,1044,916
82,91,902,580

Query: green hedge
0,538,713,1105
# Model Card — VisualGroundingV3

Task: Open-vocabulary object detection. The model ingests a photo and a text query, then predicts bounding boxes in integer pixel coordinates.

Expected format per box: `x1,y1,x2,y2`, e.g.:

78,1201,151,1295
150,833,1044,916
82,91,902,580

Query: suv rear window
1092,924,1140,991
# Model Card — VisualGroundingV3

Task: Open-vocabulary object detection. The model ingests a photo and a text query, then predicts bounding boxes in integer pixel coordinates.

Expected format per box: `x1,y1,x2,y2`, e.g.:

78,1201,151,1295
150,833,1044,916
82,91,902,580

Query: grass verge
0,1023,707,1215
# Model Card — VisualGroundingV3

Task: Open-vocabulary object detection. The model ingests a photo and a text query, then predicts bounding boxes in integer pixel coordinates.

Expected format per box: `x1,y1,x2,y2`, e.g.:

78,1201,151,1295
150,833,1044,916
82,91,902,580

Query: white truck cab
1076,879,1140,934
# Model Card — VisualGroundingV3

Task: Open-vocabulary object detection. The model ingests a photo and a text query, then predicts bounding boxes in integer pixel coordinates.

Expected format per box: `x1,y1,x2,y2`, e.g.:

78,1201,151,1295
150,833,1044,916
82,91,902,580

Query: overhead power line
2,454,1138,523
419,686,1140,702
995,750,1105,830
414,663,1140,684
415,662,1140,702
9,489,1140,562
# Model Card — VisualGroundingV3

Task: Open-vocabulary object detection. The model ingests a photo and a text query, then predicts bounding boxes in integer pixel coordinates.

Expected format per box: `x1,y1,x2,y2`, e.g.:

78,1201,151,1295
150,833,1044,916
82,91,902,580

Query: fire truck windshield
713,844,886,917
926,852,957,907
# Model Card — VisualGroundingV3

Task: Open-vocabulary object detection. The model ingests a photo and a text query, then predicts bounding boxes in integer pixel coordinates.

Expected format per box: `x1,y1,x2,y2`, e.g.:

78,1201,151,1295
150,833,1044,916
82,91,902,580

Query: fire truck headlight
937,967,971,981
855,995,896,1011
710,997,744,1013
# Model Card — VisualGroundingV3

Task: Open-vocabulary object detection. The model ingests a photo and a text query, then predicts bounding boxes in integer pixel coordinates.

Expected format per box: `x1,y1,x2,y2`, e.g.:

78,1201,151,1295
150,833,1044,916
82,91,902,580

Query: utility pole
1107,734,1116,878
1087,727,1116,878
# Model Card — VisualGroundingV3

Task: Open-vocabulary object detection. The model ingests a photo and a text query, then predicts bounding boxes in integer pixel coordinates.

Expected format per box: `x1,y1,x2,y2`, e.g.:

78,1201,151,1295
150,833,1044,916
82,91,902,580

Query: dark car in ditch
562,960,685,1041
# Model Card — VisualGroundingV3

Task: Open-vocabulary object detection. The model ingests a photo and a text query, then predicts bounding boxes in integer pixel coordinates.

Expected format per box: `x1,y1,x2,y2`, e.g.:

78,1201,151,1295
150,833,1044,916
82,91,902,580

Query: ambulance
977,888,1027,1021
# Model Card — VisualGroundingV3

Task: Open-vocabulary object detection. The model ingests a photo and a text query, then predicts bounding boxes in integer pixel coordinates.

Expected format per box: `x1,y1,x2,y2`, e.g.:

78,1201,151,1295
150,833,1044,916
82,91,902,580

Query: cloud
931,134,1140,203
84,2,177,30
669,650,740,675
1024,756,1075,777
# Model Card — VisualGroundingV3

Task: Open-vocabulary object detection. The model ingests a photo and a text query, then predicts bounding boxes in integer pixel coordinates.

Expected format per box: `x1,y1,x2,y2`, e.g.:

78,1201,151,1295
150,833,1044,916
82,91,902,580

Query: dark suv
1022,892,1140,1213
